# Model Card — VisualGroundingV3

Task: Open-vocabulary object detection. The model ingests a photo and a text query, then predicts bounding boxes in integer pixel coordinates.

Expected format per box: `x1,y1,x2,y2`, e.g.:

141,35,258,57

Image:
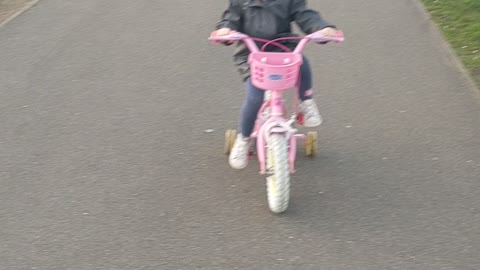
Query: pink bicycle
209,31,344,213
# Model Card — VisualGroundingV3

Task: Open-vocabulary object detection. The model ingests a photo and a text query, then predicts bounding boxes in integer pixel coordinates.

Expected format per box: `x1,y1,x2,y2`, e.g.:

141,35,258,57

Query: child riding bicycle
211,0,341,170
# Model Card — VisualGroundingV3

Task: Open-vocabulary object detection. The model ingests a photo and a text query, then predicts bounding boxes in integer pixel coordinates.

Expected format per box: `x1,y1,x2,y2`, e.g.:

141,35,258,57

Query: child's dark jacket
216,0,334,81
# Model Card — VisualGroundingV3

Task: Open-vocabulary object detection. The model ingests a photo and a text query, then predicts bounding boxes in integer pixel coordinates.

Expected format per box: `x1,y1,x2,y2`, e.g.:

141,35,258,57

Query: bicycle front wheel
266,134,290,214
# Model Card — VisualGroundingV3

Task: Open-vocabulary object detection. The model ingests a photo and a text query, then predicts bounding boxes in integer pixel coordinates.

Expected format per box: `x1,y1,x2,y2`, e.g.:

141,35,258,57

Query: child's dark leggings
240,55,313,137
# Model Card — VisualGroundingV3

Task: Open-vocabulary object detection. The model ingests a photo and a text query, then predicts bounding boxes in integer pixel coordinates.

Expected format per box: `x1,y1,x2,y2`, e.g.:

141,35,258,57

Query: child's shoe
228,134,250,169
299,99,323,127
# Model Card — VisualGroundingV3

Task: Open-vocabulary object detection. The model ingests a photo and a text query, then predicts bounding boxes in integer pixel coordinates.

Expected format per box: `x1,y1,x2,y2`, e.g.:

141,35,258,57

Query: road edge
0,0,40,28
412,0,480,98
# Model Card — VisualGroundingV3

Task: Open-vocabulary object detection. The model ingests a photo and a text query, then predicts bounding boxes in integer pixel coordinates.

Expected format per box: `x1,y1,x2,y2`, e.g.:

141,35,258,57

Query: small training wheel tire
305,131,318,157
224,129,237,155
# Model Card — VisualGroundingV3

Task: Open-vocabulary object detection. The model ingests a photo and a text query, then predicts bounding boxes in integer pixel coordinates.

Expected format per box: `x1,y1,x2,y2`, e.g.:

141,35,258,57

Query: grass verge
421,0,480,87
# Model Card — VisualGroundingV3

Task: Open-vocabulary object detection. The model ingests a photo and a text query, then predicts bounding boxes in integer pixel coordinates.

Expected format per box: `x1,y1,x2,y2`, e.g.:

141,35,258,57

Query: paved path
1,0,479,269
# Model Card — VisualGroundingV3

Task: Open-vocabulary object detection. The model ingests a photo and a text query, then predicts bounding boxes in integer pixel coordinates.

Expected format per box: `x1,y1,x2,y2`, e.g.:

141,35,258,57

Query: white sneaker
299,99,323,127
229,134,250,169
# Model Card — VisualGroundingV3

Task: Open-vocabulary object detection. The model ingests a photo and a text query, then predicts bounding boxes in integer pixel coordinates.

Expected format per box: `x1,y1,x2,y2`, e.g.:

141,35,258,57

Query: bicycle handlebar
208,31,344,54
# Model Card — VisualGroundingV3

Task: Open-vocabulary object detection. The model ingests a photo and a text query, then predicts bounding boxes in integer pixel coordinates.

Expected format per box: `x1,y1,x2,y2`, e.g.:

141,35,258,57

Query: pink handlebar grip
208,32,248,42
307,30,345,43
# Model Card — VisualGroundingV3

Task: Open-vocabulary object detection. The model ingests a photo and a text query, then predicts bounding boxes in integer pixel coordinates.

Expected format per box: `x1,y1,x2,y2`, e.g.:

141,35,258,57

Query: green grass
421,0,480,86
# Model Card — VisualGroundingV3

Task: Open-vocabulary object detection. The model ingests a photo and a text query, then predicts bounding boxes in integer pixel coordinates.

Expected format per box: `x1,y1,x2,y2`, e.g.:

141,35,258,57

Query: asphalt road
1,0,479,269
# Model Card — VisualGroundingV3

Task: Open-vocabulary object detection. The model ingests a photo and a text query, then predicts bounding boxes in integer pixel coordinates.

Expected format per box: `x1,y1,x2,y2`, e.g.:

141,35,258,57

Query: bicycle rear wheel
224,129,236,155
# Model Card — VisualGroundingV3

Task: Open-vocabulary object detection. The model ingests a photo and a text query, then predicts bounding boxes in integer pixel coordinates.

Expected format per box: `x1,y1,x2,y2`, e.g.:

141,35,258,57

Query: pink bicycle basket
248,52,303,91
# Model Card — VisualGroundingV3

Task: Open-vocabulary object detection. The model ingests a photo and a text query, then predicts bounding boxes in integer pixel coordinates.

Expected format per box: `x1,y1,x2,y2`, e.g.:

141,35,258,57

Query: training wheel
224,129,237,155
305,131,318,157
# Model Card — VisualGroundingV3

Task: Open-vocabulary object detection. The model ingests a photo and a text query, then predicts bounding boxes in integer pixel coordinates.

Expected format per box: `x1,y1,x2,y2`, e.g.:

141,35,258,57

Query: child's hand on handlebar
314,27,341,44
214,28,232,36
210,28,236,45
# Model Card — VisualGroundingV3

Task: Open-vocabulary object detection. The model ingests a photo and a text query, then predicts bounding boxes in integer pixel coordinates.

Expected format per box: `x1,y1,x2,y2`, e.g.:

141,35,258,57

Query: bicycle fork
256,91,302,175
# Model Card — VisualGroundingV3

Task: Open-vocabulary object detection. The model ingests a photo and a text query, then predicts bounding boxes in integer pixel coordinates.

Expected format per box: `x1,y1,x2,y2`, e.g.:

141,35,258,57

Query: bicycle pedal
248,150,255,160
296,113,304,125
